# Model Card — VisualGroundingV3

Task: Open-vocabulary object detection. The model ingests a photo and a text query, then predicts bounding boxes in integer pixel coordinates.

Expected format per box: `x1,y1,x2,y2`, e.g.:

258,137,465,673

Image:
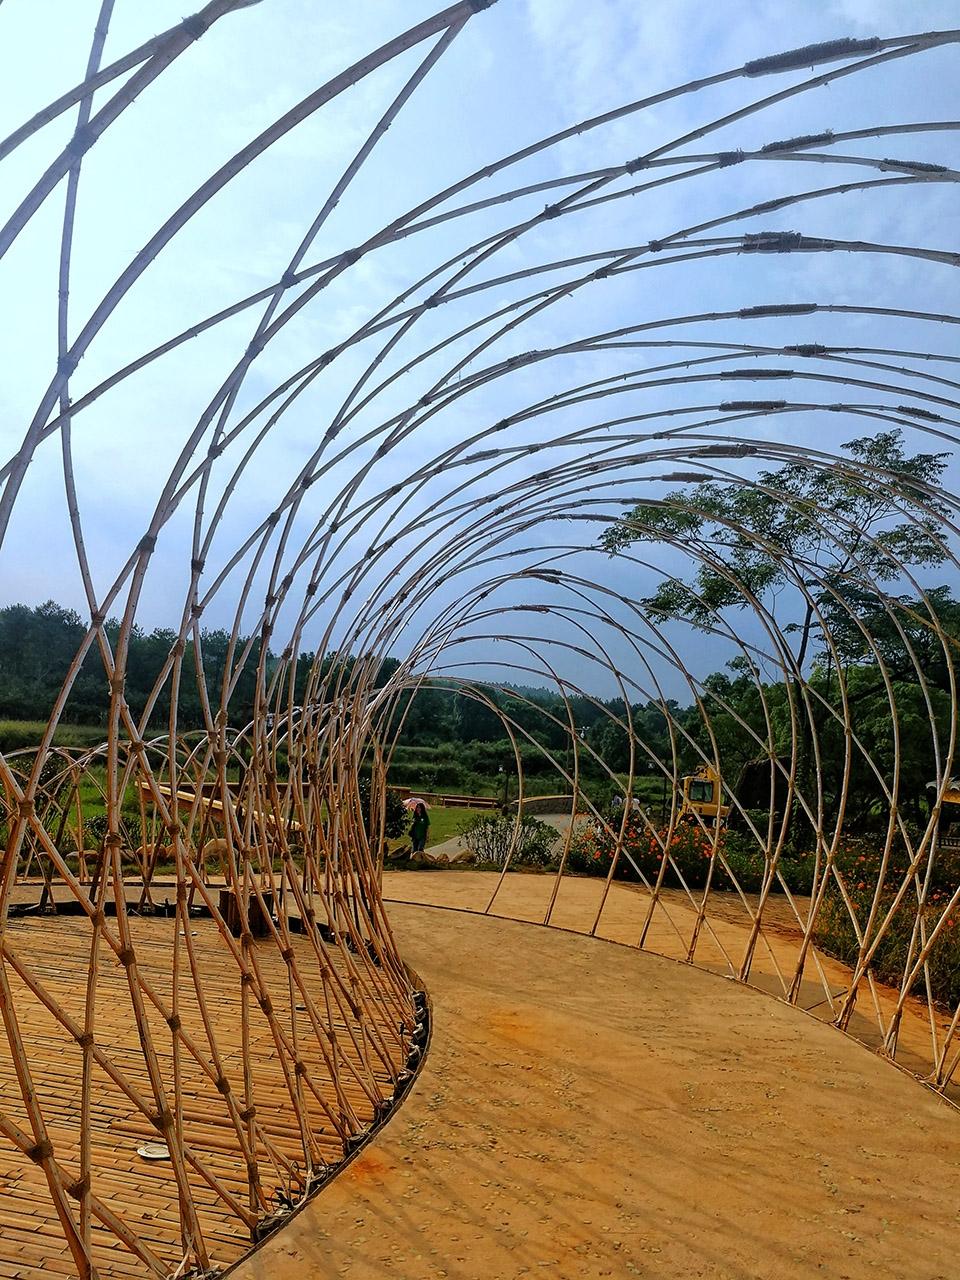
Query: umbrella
401,797,431,809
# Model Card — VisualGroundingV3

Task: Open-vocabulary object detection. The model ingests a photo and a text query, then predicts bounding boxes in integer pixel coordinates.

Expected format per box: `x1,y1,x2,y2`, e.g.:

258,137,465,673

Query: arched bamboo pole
3,7,960,1276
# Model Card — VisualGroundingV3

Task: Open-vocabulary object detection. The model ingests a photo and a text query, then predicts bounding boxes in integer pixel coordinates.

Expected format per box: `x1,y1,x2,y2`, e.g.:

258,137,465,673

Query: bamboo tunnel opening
2,4,960,1275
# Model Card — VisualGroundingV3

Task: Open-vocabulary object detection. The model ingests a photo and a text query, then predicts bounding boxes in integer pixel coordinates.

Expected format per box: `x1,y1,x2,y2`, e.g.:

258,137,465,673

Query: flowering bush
564,812,960,1006
813,835,960,1007
815,879,960,1008
565,811,818,894
565,815,712,886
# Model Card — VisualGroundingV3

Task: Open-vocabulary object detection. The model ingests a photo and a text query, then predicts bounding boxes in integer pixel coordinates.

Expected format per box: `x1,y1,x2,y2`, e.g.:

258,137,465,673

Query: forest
0,585,957,827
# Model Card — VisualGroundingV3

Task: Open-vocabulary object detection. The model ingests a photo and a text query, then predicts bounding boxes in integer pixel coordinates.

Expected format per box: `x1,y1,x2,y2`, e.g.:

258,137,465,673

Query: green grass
0,720,106,753
424,805,489,847
385,804,490,856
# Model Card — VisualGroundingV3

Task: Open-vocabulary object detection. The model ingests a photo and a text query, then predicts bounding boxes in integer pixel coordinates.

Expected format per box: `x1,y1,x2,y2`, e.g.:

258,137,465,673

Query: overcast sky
1,0,959,701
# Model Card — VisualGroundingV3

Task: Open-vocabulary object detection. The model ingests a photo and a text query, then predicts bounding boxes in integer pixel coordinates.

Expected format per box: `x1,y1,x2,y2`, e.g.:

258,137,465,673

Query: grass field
0,720,106,753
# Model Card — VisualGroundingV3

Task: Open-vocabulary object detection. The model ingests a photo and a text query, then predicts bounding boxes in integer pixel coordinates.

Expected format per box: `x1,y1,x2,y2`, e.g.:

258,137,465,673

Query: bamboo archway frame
2,4,960,1275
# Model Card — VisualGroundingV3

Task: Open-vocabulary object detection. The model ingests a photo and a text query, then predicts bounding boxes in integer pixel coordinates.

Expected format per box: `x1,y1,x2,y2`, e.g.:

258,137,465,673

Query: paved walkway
414,813,573,864
231,903,960,1280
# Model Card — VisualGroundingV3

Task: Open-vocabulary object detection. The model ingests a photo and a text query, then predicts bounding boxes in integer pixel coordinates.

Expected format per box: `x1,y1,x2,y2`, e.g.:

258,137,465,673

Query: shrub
809,833,960,1008
815,880,960,1009
0,720,106,752
357,776,406,840
457,813,557,869
563,813,817,893
82,811,142,852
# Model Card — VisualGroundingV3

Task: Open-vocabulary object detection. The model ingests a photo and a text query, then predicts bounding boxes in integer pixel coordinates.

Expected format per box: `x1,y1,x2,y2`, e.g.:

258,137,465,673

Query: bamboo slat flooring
0,915,404,1279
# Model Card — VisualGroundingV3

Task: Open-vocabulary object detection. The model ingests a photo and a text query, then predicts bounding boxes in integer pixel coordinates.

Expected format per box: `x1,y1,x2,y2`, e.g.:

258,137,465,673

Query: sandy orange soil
231,901,960,1280
382,869,957,1096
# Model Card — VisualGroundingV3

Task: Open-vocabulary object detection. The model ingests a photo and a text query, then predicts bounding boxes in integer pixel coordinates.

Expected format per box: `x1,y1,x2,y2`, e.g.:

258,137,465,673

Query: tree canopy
601,430,951,670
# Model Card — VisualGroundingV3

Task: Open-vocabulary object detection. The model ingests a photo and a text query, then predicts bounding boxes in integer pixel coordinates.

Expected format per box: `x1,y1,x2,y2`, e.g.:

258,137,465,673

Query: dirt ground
231,902,960,1280
381,869,957,1095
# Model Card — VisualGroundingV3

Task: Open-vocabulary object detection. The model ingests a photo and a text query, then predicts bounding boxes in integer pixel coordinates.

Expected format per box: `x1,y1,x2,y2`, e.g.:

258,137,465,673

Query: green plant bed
815,884,960,1009
457,813,557,870
563,812,818,894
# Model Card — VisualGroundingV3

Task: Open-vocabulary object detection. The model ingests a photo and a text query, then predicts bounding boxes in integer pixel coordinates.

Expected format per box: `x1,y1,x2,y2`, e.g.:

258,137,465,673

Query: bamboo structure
2,3,960,1275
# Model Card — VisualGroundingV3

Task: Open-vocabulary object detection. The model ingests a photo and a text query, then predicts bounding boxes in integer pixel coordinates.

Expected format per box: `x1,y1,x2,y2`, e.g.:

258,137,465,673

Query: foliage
83,811,143,852
815,857,960,1009
818,583,960,680
357,776,407,840
0,720,106,752
602,429,949,670
4,584,959,842
564,810,817,893
0,601,395,732
457,813,557,869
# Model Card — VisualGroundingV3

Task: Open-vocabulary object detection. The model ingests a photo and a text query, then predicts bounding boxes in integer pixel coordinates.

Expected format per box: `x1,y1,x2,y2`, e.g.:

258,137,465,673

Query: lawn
386,804,490,856
0,720,106,753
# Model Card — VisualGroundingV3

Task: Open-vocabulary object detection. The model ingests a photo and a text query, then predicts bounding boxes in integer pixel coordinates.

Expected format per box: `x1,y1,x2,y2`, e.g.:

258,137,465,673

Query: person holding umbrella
405,798,430,857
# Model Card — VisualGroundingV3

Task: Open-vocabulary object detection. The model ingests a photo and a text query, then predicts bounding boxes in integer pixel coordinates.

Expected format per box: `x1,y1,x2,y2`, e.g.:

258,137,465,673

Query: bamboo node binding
741,231,804,252
744,36,881,76
880,157,949,174
897,405,944,421
739,302,818,316
719,400,788,411
180,14,210,40
761,130,835,152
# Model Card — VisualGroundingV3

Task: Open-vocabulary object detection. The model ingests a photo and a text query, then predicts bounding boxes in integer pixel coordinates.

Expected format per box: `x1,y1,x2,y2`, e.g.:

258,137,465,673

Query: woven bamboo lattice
2,3,960,1275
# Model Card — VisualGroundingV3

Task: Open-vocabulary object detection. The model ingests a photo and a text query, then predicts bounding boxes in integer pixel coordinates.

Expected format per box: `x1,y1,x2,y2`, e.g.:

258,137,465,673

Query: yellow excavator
678,764,729,824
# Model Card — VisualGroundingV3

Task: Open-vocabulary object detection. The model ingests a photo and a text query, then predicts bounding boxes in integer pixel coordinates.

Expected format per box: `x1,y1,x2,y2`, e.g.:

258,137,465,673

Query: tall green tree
602,430,950,672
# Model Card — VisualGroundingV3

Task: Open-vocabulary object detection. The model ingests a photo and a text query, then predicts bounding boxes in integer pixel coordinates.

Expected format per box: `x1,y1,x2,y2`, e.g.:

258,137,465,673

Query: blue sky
1,0,959,700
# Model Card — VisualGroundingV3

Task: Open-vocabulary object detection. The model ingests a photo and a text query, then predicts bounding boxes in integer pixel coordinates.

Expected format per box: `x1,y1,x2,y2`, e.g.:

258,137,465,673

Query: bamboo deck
0,915,403,1279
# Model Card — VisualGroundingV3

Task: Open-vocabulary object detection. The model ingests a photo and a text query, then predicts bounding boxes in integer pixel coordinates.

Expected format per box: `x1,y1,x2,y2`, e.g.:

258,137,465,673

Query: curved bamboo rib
2,5,960,1276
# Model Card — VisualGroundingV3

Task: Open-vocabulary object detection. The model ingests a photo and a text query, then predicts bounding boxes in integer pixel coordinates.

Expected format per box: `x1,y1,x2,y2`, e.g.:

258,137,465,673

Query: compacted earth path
231,902,960,1280
381,868,957,1093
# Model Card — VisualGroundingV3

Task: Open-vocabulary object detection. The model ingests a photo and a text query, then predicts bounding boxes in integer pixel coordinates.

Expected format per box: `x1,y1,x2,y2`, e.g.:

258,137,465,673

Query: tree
603,431,954,834
452,690,502,743
602,430,950,673
818,583,960,693
0,601,85,719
